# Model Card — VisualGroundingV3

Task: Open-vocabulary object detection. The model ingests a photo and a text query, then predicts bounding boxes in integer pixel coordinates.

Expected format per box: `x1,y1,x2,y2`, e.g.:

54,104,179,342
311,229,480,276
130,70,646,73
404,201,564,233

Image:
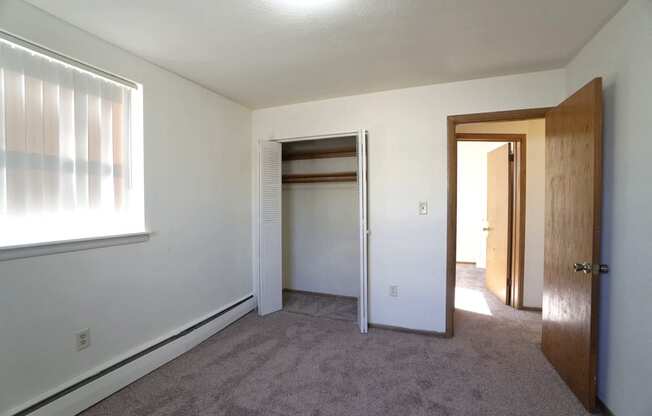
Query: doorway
281,136,358,323
446,108,550,338
446,78,604,413
257,131,369,333
456,138,521,307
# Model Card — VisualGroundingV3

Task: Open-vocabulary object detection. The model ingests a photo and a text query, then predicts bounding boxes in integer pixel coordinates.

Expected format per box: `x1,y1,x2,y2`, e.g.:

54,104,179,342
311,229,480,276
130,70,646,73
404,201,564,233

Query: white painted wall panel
283,181,359,298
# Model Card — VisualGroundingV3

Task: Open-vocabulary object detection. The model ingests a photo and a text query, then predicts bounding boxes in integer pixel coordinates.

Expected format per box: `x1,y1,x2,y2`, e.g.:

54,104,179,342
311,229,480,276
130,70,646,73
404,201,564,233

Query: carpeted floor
282,290,357,322
80,265,593,416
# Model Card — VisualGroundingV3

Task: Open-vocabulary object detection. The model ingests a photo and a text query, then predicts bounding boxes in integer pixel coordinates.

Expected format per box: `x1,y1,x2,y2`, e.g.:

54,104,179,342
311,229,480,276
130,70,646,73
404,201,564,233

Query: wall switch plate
76,328,90,351
390,285,399,297
418,201,428,215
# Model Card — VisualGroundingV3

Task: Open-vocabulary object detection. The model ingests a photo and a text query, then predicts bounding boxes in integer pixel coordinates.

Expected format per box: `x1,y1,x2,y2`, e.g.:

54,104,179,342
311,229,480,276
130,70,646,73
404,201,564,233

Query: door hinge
509,152,515,162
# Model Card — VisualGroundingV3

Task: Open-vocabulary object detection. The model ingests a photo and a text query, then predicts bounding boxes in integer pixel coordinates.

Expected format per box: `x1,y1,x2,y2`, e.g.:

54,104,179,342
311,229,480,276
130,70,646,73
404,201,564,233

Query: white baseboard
5,295,256,416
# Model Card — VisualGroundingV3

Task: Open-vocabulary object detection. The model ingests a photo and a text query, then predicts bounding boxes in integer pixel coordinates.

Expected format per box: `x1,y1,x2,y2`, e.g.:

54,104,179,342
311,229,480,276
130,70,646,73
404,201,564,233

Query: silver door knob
573,262,609,274
573,262,592,274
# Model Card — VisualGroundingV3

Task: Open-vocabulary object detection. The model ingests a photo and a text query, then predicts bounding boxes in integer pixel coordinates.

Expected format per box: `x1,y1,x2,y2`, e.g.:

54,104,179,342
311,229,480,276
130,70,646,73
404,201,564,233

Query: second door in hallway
485,144,513,304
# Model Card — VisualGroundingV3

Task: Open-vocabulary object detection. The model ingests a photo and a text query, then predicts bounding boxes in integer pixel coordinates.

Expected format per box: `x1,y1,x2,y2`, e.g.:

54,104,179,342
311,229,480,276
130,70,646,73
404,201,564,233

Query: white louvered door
258,140,283,315
357,130,369,333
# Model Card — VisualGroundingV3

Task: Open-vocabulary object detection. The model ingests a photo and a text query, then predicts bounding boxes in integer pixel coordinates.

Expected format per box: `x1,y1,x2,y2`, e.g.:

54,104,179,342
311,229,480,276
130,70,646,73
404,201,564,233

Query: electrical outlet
389,285,399,297
418,201,428,215
76,328,90,351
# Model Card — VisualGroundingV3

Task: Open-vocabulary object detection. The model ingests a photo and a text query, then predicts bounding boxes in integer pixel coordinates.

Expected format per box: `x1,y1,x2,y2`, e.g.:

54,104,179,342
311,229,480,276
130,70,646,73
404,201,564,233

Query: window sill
0,232,151,262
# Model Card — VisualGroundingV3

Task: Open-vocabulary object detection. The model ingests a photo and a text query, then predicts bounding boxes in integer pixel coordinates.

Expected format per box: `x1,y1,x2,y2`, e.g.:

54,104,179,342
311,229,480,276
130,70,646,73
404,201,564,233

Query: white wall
565,0,652,414
523,119,545,309
253,69,566,332
0,1,253,415
282,157,359,297
455,141,506,266
456,120,546,308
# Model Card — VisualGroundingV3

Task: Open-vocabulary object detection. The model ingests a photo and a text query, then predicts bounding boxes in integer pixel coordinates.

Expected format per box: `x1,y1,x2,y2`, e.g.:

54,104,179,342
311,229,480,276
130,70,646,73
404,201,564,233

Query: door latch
573,262,609,274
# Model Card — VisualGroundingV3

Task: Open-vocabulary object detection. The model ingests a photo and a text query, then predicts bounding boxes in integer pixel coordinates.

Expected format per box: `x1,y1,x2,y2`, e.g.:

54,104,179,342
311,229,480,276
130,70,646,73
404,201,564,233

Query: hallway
455,263,542,346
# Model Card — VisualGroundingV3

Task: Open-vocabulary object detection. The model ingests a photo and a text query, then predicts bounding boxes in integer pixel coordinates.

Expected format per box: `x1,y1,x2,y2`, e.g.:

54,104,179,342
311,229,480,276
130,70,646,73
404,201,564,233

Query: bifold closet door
357,130,369,333
258,141,283,315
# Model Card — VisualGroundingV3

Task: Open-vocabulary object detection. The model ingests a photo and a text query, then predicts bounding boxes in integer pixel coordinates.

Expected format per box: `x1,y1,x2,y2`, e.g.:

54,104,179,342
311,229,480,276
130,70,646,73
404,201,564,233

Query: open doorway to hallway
446,80,604,412
453,119,546,325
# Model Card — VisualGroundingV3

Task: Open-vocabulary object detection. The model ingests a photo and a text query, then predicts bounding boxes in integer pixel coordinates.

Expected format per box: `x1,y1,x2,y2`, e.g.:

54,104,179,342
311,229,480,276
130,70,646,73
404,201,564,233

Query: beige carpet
79,265,593,415
282,290,357,322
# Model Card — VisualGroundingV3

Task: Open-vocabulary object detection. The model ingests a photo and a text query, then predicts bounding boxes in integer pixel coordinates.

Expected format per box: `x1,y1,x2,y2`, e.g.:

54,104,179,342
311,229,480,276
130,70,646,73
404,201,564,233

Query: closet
281,136,360,321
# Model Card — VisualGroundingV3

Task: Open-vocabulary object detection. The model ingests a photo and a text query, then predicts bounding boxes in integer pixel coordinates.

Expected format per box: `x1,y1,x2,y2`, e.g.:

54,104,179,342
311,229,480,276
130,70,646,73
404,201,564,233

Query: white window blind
0,38,144,248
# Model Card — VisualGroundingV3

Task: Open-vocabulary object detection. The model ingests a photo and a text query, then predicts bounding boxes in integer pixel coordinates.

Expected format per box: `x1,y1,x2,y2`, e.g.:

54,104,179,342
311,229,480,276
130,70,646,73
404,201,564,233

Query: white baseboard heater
11,294,255,416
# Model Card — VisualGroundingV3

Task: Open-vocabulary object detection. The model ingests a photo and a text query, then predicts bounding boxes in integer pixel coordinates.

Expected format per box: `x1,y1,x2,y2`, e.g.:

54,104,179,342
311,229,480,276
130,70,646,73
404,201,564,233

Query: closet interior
281,136,360,322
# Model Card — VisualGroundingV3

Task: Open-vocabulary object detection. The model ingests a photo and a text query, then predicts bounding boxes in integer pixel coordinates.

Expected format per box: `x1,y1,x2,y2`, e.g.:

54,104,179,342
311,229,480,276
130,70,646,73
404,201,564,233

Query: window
0,35,144,248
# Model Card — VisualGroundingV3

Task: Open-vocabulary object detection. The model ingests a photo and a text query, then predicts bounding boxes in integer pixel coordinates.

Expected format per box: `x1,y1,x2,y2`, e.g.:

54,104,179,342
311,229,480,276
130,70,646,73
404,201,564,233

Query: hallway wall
455,141,506,267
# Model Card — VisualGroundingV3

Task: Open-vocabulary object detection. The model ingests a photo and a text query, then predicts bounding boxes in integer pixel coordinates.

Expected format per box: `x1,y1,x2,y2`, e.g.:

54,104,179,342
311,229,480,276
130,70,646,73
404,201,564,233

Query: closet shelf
283,147,357,161
283,172,357,183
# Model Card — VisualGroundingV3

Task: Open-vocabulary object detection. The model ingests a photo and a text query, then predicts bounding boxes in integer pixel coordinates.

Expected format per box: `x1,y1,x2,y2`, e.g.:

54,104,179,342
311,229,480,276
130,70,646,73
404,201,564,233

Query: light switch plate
390,285,399,297
418,201,428,215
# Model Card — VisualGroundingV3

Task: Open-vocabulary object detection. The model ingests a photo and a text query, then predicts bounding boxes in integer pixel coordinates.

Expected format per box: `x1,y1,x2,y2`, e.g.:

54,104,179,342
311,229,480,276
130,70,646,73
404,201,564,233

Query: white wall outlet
76,328,90,351
390,285,399,297
418,201,428,215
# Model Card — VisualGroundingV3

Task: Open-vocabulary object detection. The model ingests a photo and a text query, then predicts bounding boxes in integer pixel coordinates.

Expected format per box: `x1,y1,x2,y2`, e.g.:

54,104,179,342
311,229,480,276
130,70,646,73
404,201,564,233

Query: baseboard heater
13,294,255,416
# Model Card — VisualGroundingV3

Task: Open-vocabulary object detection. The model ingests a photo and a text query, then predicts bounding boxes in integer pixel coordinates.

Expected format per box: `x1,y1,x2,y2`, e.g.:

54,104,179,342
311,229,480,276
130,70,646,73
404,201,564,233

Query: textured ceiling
24,0,626,108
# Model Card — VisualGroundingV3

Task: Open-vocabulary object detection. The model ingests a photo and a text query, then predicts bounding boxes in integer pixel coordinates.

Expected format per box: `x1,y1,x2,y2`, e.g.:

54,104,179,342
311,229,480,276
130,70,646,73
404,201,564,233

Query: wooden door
542,78,603,412
485,144,512,304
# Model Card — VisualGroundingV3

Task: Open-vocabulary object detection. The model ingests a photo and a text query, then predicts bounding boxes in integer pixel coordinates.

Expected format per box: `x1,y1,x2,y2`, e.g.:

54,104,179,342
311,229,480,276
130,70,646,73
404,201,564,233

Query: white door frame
256,130,369,333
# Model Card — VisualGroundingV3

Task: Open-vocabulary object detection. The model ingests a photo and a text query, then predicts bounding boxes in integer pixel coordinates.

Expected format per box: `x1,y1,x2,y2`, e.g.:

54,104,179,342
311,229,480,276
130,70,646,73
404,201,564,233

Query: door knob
482,227,491,231
573,262,592,274
573,262,609,274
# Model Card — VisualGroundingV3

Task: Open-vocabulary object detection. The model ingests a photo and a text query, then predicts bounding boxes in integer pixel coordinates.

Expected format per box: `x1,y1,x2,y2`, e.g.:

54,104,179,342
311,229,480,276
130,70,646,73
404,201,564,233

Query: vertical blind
0,39,137,246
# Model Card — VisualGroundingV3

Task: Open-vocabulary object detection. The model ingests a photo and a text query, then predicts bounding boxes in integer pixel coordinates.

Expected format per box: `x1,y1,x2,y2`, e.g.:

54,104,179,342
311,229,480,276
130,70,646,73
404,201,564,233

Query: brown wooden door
542,78,603,412
485,144,512,304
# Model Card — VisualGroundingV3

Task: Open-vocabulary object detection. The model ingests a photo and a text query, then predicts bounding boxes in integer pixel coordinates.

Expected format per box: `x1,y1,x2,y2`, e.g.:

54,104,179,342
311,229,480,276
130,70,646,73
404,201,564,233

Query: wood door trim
456,133,526,141
507,144,515,305
512,140,527,309
445,107,551,337
449,107,551,124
